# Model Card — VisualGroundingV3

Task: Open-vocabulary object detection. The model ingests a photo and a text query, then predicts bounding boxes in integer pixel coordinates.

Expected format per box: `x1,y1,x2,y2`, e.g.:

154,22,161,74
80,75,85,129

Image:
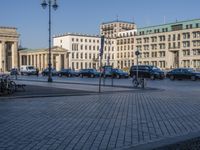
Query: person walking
36,68,39,77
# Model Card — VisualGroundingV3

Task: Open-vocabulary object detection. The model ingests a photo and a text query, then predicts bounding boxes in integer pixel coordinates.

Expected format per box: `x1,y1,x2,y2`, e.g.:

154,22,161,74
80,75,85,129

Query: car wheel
170,75,175,80
116,75,120,79
150,75,155,80
191,76,196,81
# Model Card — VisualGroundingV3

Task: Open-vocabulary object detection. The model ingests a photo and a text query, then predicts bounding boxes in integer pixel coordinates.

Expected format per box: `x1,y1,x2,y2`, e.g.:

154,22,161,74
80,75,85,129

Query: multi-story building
0,26,19,72
53,33,116,70
135,19,200,69
100,20,136,38
116,29,136,69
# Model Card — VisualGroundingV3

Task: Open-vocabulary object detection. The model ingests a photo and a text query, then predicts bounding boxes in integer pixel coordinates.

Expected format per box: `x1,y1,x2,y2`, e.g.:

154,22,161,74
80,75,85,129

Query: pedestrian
36,68,39,77
14,69,18,80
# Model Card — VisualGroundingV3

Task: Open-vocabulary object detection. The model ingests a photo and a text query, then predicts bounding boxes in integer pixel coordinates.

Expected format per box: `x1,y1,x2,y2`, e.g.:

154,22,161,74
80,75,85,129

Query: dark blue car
112,69,129,79
166,68,200,81
130,65,165,80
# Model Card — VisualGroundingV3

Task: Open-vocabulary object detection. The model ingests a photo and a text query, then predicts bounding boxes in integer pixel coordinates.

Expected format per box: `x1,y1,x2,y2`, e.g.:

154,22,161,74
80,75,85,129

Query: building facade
0,27,19,72
18,46,69,71
3,18,199,72
53,33,116,70
100,20,136,38
135,19,200,69
53,19,200,71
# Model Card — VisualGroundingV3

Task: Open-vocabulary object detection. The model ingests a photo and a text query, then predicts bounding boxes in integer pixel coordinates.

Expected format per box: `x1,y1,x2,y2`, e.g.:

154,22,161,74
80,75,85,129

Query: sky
0,0,199,49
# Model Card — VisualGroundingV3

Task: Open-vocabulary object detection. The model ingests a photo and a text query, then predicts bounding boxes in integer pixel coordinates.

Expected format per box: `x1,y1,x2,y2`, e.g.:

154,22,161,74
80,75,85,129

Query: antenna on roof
163,16,166,24
176,18,178,23
116,15,119,22
132,16,135,23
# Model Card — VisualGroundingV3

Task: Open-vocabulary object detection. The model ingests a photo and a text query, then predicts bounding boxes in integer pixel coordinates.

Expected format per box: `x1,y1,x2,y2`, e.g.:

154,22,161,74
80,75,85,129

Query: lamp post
41,0,58,82
135,50,141,80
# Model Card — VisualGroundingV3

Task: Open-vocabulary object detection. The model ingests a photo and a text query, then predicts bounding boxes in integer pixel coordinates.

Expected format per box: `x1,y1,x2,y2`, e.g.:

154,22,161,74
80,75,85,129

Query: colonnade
0,41,18,72
19,49,69,71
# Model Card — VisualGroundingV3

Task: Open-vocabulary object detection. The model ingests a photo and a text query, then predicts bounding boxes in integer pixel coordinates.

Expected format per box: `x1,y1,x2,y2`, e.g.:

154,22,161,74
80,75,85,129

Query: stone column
26,55,30,65
37,54,39,68
19,54,22,67
34,54,37,68
1,41,6,72
51,54,54,68
12,42,18,68
30,54,32,66
0,41,2,71
44,54,48,68
41,54,44,71
57,54,62,71
64,53,68,68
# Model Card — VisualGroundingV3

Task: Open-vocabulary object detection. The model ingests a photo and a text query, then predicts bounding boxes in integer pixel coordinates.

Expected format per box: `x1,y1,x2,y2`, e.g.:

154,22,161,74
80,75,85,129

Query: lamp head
52,0,58,10
41,0,47,9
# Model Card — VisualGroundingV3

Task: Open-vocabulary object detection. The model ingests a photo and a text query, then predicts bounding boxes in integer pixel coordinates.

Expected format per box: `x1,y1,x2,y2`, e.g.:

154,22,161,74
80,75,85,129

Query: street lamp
135,50,141,80
41,0,58,82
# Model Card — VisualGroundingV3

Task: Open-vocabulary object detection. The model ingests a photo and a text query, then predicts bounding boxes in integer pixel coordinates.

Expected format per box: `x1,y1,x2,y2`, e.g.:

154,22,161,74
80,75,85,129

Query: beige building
18,46,69,71
135,19,200,70
116,29,137,69
100,20,136,38
0,27,19,72
102,19,200,70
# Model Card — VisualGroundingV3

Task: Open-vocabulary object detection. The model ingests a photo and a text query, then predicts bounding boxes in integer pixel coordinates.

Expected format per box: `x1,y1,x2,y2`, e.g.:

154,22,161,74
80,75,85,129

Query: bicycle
0,75,16,95
132,76,147,88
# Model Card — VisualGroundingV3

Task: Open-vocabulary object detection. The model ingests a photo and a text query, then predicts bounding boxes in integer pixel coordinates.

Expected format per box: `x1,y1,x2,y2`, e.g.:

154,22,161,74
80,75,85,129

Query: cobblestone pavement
0,89,200,150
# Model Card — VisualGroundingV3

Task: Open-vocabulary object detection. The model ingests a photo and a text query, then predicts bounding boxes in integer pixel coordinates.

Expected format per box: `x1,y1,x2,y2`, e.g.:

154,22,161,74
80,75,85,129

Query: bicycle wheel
7,81,16,94
132,79,139,87
139,79,144,88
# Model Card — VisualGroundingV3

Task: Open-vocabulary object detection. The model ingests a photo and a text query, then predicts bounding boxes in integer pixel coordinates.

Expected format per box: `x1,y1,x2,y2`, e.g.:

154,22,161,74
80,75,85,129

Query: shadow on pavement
0,85,96,99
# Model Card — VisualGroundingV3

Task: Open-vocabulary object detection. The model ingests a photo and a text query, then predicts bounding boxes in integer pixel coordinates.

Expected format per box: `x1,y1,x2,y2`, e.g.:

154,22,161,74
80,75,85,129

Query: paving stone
1,88,200,149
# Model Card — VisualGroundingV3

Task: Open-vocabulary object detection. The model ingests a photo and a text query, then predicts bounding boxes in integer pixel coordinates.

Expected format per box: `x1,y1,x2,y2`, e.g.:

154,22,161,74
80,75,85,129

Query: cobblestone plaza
0,81,200,150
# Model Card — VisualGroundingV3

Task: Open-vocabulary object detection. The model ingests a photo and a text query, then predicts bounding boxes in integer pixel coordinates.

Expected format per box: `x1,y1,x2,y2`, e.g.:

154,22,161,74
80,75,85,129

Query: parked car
78,69,100,78
112,69,129,79
58,69,77,77
129,65,165,80
166,68,200,81
20,65,37,75
102,65,113,77
42,68,58,76
10,68,19,75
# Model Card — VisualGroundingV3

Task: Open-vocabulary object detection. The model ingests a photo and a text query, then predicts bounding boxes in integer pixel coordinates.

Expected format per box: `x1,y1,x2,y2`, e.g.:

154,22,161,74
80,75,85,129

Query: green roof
137,18,200,35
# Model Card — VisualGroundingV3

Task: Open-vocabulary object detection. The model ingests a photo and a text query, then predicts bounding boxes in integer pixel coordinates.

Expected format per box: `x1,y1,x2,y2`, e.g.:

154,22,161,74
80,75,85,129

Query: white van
20,65,37,75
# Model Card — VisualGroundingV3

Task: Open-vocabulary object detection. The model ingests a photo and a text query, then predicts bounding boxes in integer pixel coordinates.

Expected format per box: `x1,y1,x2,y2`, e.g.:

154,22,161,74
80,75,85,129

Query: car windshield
152,67,161,71
114,69,123,73
27,66,34,69
88,69,96,72
186,68,195,72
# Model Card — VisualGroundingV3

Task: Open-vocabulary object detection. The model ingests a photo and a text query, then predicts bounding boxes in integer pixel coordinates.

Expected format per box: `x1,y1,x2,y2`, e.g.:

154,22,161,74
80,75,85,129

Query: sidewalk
0,79,200,149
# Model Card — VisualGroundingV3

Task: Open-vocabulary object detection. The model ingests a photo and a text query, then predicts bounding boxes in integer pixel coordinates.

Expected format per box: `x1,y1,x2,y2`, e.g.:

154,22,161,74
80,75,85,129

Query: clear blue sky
0,0,199,49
